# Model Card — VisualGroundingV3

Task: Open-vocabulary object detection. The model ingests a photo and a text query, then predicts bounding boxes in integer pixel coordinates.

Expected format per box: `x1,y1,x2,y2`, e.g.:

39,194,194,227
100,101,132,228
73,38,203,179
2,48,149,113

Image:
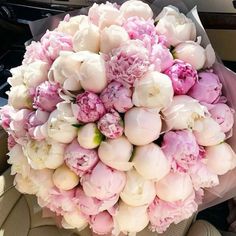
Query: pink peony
7,135,17,150
123,17,158,45
23,41,51,65
97,111,124,139
38,187,76,216
65,139,99,176
90,211,114,235
164,60,198,95
40,30,73,61
104,40,149,87
162,130,201,172
73,91,106,123
0,105,15,130
81,162,126,200
188,71,223,104
148,192,198,234
209,103,234,133
100,82,133,113
33,81,62,112
74,188,119,216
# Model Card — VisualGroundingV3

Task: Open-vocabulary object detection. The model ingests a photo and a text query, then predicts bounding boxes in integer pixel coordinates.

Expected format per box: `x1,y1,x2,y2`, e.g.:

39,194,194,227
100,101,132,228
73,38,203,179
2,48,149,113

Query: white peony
8,65,25,87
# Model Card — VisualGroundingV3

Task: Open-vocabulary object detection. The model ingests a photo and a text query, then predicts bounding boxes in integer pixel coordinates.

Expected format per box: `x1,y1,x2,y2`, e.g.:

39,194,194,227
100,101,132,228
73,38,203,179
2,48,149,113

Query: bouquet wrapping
1,0,236,235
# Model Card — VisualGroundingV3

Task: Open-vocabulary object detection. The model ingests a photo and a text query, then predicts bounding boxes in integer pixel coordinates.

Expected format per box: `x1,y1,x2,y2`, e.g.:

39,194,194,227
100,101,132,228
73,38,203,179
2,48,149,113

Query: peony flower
133,143,170,180
14,173,37,195
8,135,17,150
209,103,234,133
33,81,62,112
173,41,215,70
97,111,124,139
189,161,219,190
72,91,106,123
8,84,32,109
38,187,76,215
73,24,100,53
79,53,108,93
188,72,223,105
120,169,156,206
120,0,153,20
132,71,174,109
62,210,88,230
100,81,133,113
98,136,133,171
64,139,99,176
74,188,119,215
8,65,25,87
0,105,15,130
124,107,162,145
105,40,150,87
48,51,85,91
52,165,79,191
88,2,122,29
47,102,77,143
81,162,126,200
113,202,149,235
156,172,193,202
162,95,207,130
155,6,196,47
205,142,236,175
164,60,198,95
193,117,226,146
23,41,51,65
40,30,73,61
23,61,49,88
162,130,201,172
56,15,90,36
90,211,114,235
150,43,174,72
7,144,31,178
23,138,65,169
77,123,103,149
27,110,49,140
100,25,129,54
123,17,157,45
148,193,198,234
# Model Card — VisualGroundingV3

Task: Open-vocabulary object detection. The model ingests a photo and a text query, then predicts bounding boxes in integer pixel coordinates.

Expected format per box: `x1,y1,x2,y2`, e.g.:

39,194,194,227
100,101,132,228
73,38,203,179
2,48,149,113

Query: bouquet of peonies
1,0,236,235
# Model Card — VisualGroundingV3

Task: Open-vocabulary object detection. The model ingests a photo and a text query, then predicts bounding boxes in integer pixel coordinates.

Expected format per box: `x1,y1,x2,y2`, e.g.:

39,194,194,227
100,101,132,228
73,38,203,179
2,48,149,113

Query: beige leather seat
0,167,225,236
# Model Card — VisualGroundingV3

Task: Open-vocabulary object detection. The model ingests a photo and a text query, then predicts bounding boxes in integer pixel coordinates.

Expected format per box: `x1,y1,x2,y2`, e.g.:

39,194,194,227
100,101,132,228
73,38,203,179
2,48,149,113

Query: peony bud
98,136,133,171
132,71,174,109
124,107,162,145
52,165,79,191
77,123,103,149
205,143,236,175
133,143,170,180
120,169,156,206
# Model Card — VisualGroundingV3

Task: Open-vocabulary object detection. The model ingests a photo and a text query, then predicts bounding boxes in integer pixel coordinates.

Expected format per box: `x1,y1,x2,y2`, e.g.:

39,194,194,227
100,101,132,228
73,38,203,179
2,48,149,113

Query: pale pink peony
33,81,62,112
104,40,149,87
74,188,119,216
38,187,76,216
188,71,223,104
90,211,114,235
0,105,15,130
64,139,99,177
123,17,158,45
7,135,17,150
100,82,133,113
150,44,174,72
73,91,106,123
209,103,234,133
162,130,201,172
23,41,51,65
164,60,198,95
97,111,124,139
40,30,73,61
148,192,198,234
81,162,126,200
